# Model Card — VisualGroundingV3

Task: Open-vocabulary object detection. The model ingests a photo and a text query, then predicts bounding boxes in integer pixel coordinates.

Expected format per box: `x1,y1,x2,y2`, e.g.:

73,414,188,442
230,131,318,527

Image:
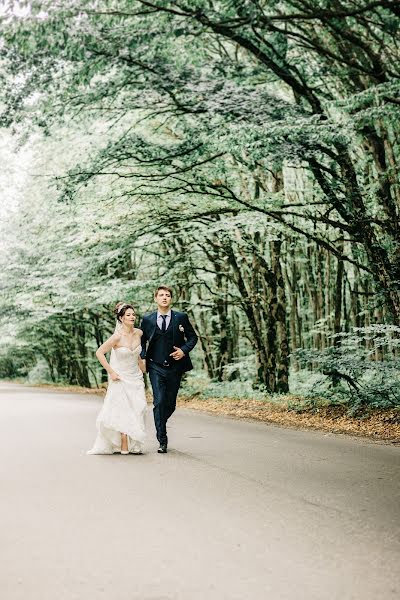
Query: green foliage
181,375,273,402
0,345,36,380
294,326,400,411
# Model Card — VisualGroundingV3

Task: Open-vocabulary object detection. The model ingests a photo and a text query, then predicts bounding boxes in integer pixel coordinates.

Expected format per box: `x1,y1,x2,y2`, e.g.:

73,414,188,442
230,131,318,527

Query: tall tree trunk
271,239,289,392
334,247,344,346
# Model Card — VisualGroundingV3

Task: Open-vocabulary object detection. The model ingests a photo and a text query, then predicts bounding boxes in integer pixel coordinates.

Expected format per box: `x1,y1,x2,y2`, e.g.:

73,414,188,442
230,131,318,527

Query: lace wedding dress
87,345,147,454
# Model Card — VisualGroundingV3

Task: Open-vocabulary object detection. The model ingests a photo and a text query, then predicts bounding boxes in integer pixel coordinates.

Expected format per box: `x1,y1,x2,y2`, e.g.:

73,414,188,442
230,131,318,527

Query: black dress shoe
158,445,167,454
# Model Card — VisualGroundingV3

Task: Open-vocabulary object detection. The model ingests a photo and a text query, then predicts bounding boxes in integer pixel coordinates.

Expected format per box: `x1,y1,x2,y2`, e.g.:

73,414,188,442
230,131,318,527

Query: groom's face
155,289,172,310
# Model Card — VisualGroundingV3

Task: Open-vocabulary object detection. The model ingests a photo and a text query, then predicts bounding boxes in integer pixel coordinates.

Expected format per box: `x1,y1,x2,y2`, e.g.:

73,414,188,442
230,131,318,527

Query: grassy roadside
8,380,399,444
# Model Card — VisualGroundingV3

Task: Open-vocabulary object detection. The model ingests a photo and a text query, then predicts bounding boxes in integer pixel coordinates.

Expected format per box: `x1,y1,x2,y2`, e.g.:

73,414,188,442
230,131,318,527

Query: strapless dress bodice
111,345,142,379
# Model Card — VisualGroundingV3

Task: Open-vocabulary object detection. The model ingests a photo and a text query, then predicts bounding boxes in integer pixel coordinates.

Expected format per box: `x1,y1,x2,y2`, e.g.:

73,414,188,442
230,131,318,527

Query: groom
140,286,198,453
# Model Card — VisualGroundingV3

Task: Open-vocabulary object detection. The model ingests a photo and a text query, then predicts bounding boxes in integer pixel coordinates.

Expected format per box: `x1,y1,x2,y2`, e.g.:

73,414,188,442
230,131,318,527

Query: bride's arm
96,334,121,381
136,329,146,373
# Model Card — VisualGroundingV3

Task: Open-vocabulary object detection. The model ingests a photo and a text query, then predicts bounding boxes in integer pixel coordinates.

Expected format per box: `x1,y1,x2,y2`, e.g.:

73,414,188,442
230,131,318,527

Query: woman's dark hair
114,302,135,322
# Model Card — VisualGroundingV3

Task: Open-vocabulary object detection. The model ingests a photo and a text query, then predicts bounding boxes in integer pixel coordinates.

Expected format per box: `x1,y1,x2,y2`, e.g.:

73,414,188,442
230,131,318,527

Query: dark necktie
161,315,167,333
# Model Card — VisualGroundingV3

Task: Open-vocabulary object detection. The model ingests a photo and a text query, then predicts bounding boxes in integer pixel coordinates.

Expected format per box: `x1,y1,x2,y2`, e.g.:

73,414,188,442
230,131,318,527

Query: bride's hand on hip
109,370,121,382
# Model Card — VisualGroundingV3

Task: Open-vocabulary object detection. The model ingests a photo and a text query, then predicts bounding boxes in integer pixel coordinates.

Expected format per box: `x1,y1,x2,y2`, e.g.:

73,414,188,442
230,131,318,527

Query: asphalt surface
0,382,399,600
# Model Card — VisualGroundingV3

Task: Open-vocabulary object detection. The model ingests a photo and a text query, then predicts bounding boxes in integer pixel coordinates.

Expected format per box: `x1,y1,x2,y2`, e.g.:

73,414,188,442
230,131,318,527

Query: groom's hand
170,346,185,361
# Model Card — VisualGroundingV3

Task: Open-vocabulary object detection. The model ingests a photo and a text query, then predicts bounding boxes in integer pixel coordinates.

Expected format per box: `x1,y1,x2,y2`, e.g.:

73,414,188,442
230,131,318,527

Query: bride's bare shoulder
109,331,122,344
134,328,143,337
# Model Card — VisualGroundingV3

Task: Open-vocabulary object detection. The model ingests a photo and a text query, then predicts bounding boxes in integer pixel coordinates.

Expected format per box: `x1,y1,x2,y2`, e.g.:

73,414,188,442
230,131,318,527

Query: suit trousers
148,362,182,445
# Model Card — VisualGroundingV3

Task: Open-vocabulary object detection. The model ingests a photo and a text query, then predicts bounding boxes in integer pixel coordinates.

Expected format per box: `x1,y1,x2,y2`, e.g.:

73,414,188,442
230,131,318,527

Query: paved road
0,382,399,600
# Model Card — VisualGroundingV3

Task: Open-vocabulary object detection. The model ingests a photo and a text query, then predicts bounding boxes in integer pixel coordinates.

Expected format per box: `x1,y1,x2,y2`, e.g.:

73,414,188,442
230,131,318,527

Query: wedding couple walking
87,286,198,455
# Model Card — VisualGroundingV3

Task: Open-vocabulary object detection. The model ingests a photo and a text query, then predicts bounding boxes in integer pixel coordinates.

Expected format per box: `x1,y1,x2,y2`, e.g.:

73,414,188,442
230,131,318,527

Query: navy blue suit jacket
140,310,198,373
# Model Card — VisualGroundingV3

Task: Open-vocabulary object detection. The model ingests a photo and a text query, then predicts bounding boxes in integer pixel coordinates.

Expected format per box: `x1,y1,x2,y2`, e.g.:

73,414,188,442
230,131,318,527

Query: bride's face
122,308,136,327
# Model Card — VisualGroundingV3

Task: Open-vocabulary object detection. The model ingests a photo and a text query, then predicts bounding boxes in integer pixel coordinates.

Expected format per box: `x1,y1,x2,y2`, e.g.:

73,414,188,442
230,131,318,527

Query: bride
87,302,147,455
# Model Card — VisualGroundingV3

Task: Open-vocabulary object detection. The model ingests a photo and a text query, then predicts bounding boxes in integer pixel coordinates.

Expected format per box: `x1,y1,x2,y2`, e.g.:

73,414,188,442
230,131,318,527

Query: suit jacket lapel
171,310,177,345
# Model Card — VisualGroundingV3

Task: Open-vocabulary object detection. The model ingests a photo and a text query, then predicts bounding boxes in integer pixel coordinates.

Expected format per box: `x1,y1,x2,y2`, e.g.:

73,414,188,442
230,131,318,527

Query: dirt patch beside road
177,396,400,443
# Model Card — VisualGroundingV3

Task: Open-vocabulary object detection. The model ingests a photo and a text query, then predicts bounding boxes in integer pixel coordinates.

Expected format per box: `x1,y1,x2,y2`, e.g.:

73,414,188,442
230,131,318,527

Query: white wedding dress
87,345,147,454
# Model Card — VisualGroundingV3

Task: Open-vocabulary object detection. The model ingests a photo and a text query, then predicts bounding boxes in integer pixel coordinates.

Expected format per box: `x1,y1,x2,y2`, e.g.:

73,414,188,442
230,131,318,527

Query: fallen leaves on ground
177,396,400,443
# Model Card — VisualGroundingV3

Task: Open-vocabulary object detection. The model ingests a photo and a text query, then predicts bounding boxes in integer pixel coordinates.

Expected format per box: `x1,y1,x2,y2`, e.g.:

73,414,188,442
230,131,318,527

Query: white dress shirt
157,310,172,330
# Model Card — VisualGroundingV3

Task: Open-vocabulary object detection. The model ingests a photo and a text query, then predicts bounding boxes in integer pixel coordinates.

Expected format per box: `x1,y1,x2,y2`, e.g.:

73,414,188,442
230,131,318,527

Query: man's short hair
154,285,173,298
